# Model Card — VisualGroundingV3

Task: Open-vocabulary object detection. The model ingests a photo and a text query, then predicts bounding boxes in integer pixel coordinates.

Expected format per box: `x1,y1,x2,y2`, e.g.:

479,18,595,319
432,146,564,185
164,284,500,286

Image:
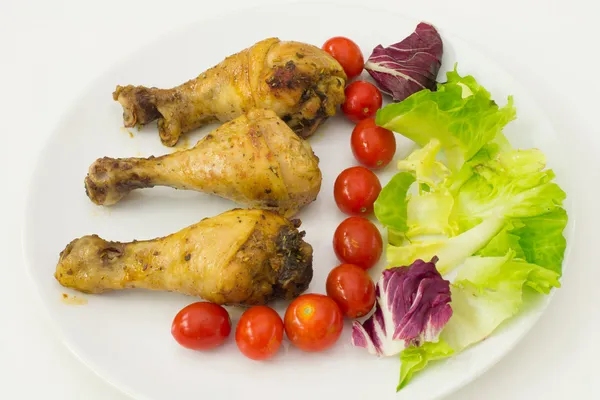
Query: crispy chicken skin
113,38,347,146
85,109,322,217
55,209,313,306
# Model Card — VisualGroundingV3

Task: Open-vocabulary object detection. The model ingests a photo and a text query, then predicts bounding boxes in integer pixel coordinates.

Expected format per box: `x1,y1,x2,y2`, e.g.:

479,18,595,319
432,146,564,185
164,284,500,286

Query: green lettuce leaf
446,141,508,195
406,189,455,238
387,216,505,274
440,252,560,352
450,149,566,232
376,66,516,171
476,210,567,275
398,340,454,391
476,222,525,259
512,209,568,275
397,139,450,187
376,142,456,240
374,172,415,236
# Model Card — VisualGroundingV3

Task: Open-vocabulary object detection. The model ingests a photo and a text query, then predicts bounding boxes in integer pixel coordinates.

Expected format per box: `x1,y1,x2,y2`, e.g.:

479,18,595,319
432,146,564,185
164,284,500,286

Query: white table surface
2,0,599,398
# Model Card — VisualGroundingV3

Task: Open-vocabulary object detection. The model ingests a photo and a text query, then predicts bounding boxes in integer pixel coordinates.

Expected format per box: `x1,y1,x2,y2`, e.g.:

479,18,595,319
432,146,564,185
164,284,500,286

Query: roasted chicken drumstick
113,38,347,146
55,209,313,306
85,109,322,217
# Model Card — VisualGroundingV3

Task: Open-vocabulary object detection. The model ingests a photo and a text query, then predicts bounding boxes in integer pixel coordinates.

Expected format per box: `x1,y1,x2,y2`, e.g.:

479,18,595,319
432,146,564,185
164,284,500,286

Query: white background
2,0,599,398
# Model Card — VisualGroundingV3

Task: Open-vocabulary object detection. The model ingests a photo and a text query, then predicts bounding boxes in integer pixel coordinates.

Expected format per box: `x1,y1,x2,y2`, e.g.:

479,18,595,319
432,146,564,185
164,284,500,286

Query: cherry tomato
334,166,382,215
171,302,231,350
333,217,383,270
351,118,396,169
341,81,383,123
322,37,364,80
284,294,343,352
326,264,376,318
235,306,284,361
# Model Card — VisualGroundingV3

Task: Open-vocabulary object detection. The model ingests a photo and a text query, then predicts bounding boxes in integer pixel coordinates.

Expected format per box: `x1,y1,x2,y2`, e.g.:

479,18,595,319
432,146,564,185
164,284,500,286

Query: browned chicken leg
55,209,313,306
85,109,322,217
113,38,346,146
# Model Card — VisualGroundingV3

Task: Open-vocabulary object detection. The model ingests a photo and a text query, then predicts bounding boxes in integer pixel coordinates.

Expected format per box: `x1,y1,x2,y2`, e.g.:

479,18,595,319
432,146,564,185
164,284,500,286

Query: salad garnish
368,66,567,390
351,258,452,357
365,22,443,102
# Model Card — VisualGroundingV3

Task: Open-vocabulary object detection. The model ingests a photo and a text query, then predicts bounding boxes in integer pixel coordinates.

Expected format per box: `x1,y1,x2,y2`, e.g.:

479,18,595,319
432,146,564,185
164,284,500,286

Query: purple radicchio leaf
351,257,452,357
364,22,443,102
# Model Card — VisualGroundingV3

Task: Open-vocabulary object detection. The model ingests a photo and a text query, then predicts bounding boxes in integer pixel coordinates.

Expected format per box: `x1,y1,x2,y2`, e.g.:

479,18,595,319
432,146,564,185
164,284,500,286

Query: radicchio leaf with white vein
351,257,452,357
365,22,443,101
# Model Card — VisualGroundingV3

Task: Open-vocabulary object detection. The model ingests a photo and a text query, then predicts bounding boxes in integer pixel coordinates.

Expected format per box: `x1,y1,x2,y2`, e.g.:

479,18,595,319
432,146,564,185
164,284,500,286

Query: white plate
23,3,573,400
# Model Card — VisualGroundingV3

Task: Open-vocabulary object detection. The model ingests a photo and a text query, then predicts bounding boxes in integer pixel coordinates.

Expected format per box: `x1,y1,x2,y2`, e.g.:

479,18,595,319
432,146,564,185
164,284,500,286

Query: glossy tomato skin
284,294,344,352
334,166,382,215
333,217,383,270
235,306,284,361
171,302,231,350
341,81,383,123
326,264,376,318
351,118,397,169
322,37,364,80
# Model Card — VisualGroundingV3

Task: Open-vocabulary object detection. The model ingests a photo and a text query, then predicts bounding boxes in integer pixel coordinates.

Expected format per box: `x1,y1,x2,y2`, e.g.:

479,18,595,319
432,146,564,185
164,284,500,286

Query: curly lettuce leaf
455,252,560,294
476,223,525,259
440,252,560,352
512,209,568,275
387,216,505,275
397,139,450,187
376,66,516,171
381,140,567,278
374,172,416,236
446,140,509,195
450,148,566,232
406,189,455,238
376,142,456,240
398,340,453,391
476,210,567,275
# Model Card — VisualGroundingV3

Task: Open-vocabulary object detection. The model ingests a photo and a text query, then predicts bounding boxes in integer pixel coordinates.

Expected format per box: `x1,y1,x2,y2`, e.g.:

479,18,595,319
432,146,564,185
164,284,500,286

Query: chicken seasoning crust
113,37,347,146
55,209,313,306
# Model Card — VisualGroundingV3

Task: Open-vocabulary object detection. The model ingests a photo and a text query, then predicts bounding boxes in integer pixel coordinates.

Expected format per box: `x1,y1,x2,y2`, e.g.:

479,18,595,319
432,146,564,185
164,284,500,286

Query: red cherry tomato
333,217,383,270
351,118,396,169
235,306,284,361
334,166,382,215
171,302,231,350
326,264,376,318
322,37,364,80
284,294,344,352
341,81,383,123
